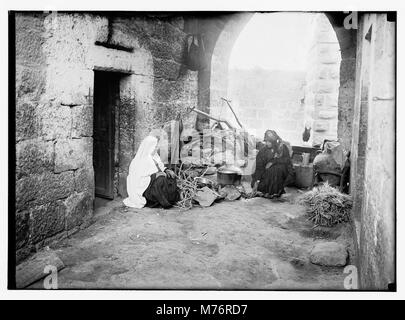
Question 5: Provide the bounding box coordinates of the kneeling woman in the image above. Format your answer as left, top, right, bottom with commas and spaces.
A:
123, 135, 180, 209
252, 130, 294, 198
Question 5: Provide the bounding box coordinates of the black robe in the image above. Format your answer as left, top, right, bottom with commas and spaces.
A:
252, 144, 294, 196
143, 173, 180, 208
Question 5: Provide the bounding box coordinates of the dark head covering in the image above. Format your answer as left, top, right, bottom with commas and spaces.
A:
264, 130, 281, 145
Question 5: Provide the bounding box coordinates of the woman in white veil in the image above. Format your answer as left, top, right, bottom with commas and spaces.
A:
123, 135, 178, 209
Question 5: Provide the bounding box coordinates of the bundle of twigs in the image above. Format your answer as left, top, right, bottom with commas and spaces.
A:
297, 182, 353, 227
174, 163, 209, 210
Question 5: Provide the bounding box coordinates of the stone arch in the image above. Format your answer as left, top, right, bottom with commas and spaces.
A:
205, 12, 356, 151
209, 13, 254, 121
324, 13, 357, 152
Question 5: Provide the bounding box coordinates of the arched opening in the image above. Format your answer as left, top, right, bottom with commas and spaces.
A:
210, 12, 341, 147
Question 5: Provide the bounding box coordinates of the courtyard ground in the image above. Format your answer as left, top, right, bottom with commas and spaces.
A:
28, 188, 354, 290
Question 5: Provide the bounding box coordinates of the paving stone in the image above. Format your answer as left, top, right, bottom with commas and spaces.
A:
310, 241, 348, 267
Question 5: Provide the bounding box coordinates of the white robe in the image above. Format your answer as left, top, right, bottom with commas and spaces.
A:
123, 136, 166, 208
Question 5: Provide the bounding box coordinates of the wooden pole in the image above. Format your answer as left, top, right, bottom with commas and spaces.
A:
190, 107, 235, 130
16, 249, 65, 288
221, 97, 244, 129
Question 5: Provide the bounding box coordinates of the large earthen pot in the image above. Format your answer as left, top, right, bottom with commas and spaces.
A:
313, 152, 342, 187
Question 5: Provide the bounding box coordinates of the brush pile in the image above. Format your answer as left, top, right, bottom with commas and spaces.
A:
297, 182, 352, 227
174, 164, 209, 210
180, 129, 257, 167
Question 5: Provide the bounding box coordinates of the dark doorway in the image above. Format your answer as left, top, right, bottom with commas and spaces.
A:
93, 71, 120, 199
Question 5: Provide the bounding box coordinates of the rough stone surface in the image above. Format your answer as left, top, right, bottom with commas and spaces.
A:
153, 58, 182, 81
16, 65, 46, 100
16, 211, 30, 250
353, 15, 395, 290
118, 174, 128, 198
48, 68, 94, 106
194, 187, 218, 207
219, 185, 241, 201
73, 167, 95, 194
16, 102, 41, 142
54, 138, 92, 173
16, 13, 46, 67
16, 139, 54, 178
310, 242, 348, 267
64, 192, 93, 230
16, 246, 35, 266
16, 171, 75, 212
38, 104, 72, 140
29, 201, 67, 244
71, 105, 93, 138
337, 59, 356, 152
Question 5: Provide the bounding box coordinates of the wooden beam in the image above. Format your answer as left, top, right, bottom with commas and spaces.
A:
16, 249, 65, 289
191, 107, 235, 130
221, 97, 244, 129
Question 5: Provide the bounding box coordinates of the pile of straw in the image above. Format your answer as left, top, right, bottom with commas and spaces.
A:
298, 182, 352, 227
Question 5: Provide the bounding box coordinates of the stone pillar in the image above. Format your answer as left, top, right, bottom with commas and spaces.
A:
335, 27, 357, 153
303, 14, 341, 146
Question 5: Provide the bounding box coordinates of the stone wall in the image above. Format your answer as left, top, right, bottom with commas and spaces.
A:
351, 13, 395, 290
303, 14, 341, 147
227, 69, 306, 144
15, 12, 199, 262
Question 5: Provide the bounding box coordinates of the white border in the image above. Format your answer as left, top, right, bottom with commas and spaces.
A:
0, 0, 403, 300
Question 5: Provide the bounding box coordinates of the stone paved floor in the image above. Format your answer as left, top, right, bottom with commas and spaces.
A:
29, 188, 353, 290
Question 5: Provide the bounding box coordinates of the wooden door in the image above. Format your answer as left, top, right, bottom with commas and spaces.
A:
93, 71, 119, 199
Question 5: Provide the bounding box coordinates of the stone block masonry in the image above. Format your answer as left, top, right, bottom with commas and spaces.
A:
227, 69, 306, 144
303, 14, 341, 147
14, 12, 199, 263
351, 14, 395, 290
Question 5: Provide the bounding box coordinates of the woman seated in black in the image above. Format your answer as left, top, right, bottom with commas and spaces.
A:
251, 130, 294, 198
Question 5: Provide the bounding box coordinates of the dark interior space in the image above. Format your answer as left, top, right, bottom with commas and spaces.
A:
93, 71, 121, 200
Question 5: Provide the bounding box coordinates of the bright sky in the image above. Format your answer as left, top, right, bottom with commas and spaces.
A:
229, 12, 319, 71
